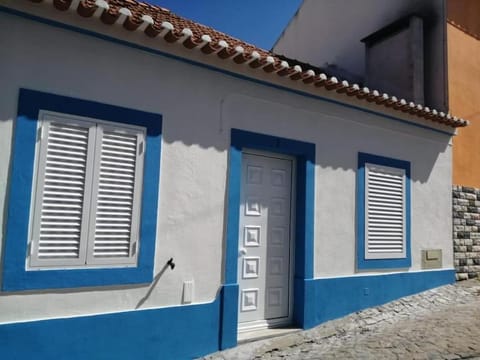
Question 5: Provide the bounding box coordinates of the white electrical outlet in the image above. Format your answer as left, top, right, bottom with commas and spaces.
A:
182, 280, 194, 304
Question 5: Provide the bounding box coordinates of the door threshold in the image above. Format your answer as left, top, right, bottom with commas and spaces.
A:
237, 326, 302, 344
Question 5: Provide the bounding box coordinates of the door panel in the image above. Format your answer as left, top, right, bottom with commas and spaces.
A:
238, 152, 293, 326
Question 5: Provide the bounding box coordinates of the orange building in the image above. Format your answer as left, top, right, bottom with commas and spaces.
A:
448, 0, 480, 280
448, 0, 480, 187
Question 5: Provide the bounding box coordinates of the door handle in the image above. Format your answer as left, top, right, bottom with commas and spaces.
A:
239, 248, 247, 256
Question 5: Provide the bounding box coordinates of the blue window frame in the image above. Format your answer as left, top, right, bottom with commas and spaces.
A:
357, 152, 411, 270
2, 89, 162, 291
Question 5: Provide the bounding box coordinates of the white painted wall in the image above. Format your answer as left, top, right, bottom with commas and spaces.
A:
273, 0, 447, 110
0, 10, 452, 324
274, 0, 436, 77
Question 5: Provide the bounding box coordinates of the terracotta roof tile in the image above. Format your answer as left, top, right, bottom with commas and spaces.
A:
27, 0, 468, 128
447, 19, 480, 41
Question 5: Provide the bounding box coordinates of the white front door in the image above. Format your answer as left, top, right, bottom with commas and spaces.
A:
238, 152, 293, 330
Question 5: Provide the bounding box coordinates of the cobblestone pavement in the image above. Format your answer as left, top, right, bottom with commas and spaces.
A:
203, 279, 480, 360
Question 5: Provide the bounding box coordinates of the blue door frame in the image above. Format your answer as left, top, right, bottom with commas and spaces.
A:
220, 129, 316, 349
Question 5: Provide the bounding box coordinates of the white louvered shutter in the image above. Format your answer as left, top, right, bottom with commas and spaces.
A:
30, 116, 96, 267
365, 163, 406, 259
86, 124, 145, 265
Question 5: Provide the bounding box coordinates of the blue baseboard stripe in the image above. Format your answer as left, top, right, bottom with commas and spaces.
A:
0, 271, 455, 359
0, 298, 220, 360
219, 284, 239, 350
308, 269, 455, 325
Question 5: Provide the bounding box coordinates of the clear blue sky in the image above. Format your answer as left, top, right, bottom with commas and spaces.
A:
148, 0, 302, 50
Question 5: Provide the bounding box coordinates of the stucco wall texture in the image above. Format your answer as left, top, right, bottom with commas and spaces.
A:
0, 10, 454, 325
449, 24, 480, 187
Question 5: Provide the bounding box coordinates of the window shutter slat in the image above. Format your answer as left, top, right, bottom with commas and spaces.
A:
32, 121, 93, 263
30, 111, 146, 269
365, 164, 406, 258
88, 127, 145, 264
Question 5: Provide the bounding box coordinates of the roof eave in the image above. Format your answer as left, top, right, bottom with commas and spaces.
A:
4, 0, 470, 131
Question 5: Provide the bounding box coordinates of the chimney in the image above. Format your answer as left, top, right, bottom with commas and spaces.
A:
362, 16, 424, 105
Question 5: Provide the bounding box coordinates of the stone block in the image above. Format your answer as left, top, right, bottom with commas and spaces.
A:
464, 187, 475, 193
454, 225, 465, 232
457, 273, 469, 281
466, 193, 477, 200
459, 258, 467, 266
470, 233, 480, 239
466, 219, 476, 226
454, 252, 466, 259
472, 246, 480, 252
465, 239, 473, 245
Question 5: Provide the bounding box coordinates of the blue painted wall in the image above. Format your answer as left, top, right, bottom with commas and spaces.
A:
0, 298, 220, 360
0, 270, 454, 358
306, 269, 455, 327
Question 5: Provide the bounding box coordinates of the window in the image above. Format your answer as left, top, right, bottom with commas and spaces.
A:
2, 89, 162, 291
357, 153, 411, 269
30, 112, 145, 268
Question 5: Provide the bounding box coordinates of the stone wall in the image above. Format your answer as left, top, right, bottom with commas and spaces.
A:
453, 185, 480, 280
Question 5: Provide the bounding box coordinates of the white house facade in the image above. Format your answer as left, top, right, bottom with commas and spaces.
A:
0, 1, 468, 359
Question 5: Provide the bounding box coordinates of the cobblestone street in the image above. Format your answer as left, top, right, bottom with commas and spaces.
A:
204, 279, 480, 359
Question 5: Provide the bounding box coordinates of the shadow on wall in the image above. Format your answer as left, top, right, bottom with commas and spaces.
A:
136, 260, 172, 309
159, 91, 450, 184
0, 84, 451, 292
